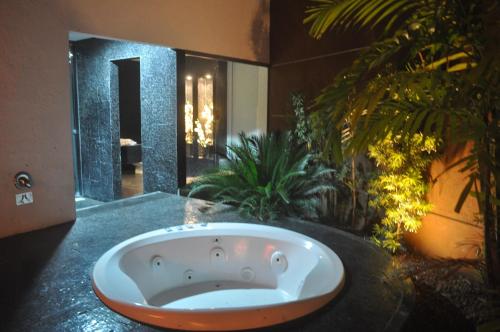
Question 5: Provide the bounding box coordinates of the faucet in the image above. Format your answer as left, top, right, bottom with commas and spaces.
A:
15, 172, 32, 189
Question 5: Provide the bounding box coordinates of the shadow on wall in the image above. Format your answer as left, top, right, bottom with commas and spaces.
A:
250, 0, 270, 63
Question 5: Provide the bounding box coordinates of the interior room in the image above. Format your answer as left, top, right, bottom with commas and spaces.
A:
0, 0, 496, 331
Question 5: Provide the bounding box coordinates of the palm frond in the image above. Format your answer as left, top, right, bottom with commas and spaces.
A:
305, 0, 426, 38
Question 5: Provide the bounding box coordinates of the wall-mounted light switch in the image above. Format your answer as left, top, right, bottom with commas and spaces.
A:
16, 192, 33, 206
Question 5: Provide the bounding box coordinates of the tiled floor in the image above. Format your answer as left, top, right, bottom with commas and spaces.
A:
0, 193, 413, 332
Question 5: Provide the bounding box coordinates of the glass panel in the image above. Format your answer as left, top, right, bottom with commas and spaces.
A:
195, 76, 214, 159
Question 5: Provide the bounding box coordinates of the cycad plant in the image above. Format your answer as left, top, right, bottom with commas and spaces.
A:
304, 0, 500, 286
189, 132, 332, 221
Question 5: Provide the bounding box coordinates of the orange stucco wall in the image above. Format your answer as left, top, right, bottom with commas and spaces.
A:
405, 143, 483, 259
59, 0, 270, 63
0, 0, 269, 239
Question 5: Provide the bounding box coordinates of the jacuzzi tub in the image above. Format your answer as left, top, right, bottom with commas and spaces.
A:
92, 222, 344, 331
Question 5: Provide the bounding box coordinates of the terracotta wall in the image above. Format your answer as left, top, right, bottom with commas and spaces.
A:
0, 0, 75, 239
406, 144, 483, 259
0, 0, 269, 238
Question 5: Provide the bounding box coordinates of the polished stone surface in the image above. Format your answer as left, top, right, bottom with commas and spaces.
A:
75, 197, 103, 210
0, 193, 413, 331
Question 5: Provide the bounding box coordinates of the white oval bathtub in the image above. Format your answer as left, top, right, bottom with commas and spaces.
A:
92, 223, 344, 331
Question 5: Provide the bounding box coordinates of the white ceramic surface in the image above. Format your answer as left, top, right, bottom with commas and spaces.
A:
92, 223, 345, 331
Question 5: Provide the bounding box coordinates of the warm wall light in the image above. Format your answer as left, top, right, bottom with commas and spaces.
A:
195, 76, 214, 150
185, 77, 194, 144
205, 74, 212, 79
185, 103, 194, 144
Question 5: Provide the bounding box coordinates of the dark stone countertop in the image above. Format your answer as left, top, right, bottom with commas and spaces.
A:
0, 192, 413, 332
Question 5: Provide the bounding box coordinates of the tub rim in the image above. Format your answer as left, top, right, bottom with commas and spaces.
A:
92, 222, 345, 314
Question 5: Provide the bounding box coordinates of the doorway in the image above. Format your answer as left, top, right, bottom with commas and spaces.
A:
114, 58, 143, 198
70, 36, 178, 203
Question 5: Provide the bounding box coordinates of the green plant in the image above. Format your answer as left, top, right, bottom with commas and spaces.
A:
289, 94, 376, 228
368, 133, 437, 252
324, 157, 376, 230
189, 132, 332, 221
304, 0, 500, 287
290, 93, 313, 148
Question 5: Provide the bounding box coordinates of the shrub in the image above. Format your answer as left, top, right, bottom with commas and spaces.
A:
189, 132, 332, 220
368, 133, 438, 252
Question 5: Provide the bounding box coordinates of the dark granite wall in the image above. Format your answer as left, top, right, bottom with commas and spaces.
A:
74, 39, 177, 201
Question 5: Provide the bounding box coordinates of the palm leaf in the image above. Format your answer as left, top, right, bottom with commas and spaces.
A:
305, 0, 425, 38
